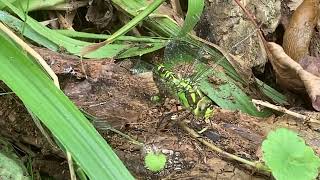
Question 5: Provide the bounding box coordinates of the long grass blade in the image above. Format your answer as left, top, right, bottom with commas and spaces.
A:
178, 0, 204, 37
55, 29, 168, 43
0, 10, 59, 50
0, 26, 134, 180
0, 1, 166, 59
0, 0, 64, 11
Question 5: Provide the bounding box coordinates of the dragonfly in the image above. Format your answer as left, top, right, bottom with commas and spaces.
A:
131, 34, 267, 120
154, 38, 216, 120
156, 63, 214, 119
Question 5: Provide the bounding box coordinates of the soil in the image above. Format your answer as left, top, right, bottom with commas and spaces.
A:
1, 1, 320, 180
1, 47, 319, 179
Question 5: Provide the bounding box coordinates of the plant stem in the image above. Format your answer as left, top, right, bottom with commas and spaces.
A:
252, 99, 320, 125
233, 0, 268, 45
55, 29, 168, 43
178, 120, 269, 171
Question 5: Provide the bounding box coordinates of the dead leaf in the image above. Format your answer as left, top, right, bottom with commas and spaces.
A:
287, 0, 303, 11
86, 0, 113, 30
299, 56, 320, 77
282, 0, 319, 62
268, 42, 320, 111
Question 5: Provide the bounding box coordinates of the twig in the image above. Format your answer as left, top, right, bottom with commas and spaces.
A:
84, 110, 144, 147
96, 122, 144, 147
252, 99, 320, 125
233, 0, 257, 27
232, 0, 280, 74
67, 151, 77, 180
233, 0, 269, 47
0, 92, 14, 96
178, 120, 269, 172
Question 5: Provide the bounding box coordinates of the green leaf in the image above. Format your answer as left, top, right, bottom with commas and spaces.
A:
104, 0, 166, 44
55, 29, 167, 43
199, 72, 270, 117
0, 28, 133, 179
144, 152, 167, 172
262, 128, 320, 180
10, 0, 64, 11
0, 0, 166, 59
111, 0, 180, 37
178, 0, 204, 37
0, 153, 30, 179
0, 10, 59, 51
255, 78, 288, 105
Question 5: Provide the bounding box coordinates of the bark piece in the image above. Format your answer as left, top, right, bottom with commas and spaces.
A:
196, 0, 281, 71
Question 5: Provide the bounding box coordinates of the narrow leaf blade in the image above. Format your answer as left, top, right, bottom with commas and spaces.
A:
178, 0, 204, 37
0, 29, 133, 180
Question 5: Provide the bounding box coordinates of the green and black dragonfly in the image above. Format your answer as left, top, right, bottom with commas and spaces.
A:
156, 63, 214, 119
153, 39, 216, 119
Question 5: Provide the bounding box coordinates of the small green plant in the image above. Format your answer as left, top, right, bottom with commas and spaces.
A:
144, 151, 167, 172
150, 95, 161, 103
262, 128, 320, 180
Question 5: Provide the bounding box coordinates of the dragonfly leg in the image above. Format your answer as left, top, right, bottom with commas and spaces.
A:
156, 109, 186, 131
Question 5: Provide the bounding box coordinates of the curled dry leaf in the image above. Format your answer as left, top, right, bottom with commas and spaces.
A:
282, 0, 319, 62
299, 69, 320, 111
268, 42, 320, 111
86, 0, 113, 30
299, 56, 320, 77
287, 0, 320, 32
275, 0, 320, 110
287, 0, 303, 11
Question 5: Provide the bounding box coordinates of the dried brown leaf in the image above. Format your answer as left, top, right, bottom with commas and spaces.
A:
282, 0, 319, 62
86, 0, 113, 30
287, 0, 303, 11
268, 42, 320, 111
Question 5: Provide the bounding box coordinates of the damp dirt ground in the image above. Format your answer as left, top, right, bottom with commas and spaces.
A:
1, 48, 320, 180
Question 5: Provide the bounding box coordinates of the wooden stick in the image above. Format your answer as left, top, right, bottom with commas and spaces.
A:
252, 99, 320, 125
178, 120, 269, 172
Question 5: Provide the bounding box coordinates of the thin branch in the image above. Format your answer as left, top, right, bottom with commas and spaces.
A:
178, 120, 269, 172
252, 99, 320, 125
233, 0, 268, 46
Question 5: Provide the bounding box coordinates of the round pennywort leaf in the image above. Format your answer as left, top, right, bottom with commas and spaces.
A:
262, 128, 320, 180
144, 152, 167, 172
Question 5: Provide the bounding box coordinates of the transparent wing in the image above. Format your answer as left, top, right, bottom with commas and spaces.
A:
163, 37, 212, 83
